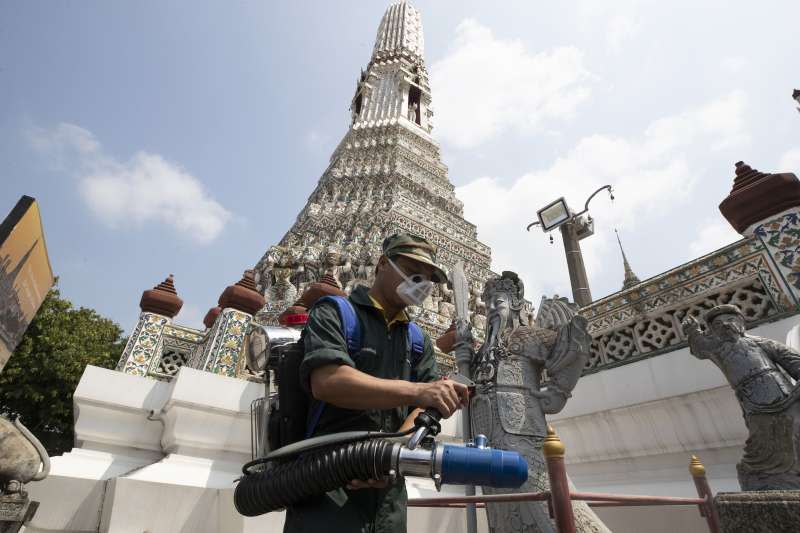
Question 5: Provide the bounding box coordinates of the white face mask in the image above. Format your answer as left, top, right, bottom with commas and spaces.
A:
387, 257, 434, 307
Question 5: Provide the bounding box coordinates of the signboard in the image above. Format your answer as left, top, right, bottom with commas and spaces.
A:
0, 196, 54, 372
536, 197, 571, 232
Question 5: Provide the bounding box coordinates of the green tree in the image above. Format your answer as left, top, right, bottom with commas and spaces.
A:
0, 283, 126, 455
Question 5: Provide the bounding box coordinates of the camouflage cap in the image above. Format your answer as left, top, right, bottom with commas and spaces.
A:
382, 233, 447, 283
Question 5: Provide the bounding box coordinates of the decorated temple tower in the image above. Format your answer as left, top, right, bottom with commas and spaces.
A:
254, 0, 492, 337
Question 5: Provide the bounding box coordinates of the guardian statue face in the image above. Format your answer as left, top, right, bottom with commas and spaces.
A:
482, 271, 526, 342
711, 313, 745, 341
274, 268, 292, 283
324, 247, 341, 266
486, 291, 512, 336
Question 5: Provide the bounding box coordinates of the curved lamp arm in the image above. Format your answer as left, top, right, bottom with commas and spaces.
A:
526, 220, 541, 232
570, 185, 614, 219
526, 185, 614, 232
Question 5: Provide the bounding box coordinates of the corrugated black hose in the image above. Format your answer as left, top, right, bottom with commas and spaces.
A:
234, 438, 397, 516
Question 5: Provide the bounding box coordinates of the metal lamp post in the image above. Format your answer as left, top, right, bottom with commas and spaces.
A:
526, 185, 614, 308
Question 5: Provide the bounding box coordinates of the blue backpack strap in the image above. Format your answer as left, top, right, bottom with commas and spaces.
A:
406, 322, 425, 382
306, 295, 363, 438
316, 295, 362, 355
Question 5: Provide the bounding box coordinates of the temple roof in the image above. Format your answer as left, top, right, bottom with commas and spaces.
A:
373, 1, 424, 61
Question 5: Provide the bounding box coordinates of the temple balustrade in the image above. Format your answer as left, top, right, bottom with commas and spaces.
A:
581, 237, 795, 374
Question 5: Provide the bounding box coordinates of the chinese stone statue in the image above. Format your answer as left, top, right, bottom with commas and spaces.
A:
268, 267, 297, 305
0, 415, 49, 529
466, 271, 610, 533
683, 304, 800, 490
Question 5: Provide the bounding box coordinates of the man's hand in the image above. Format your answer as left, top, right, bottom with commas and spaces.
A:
413, 379, 470, 418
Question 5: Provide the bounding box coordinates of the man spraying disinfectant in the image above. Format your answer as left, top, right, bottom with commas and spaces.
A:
235, 233, 528, 532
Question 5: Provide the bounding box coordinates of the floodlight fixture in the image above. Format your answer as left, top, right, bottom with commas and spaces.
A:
536, 197, 571, 232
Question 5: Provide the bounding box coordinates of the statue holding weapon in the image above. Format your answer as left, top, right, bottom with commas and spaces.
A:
459, 270, 611, 533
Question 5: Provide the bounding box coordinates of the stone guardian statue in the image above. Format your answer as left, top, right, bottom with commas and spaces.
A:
682, 304, 800, 490
465, 271, 610, 533
0, 415, 50, 532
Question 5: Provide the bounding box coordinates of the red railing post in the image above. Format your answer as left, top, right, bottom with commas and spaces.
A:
544, 426, 577, 533
689, 455, 721, 533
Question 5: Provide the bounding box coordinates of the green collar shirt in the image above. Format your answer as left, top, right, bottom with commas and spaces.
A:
299, 285, 438, 435
289, 286, 438, 533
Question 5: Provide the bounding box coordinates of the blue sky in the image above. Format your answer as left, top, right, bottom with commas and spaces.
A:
1, 1, 798, 333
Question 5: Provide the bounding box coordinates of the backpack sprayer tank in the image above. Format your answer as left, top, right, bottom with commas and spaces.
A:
247, 324, 303, 458
237, 324, 529, 517
248, 324, 302, 375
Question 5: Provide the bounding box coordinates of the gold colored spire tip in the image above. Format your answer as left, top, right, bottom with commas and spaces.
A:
543, 425, 565, 458
689, 455, 706, 477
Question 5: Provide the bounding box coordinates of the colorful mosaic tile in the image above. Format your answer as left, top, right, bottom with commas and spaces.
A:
754, 210, 800, 303
163, 324, 204, 343
118, 313, 169, 377
202, 308, 252, 377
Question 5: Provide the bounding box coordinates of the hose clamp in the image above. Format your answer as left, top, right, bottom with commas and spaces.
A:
388, 443, 402, 484
432, 442, 445, 491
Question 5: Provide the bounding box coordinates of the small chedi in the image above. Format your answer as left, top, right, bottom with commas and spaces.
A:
682, 304, 800, 491
464, 271, 611, 533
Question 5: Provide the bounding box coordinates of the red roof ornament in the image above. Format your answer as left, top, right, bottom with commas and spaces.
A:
297, 274, 347, 309
278, 274, 347, 327
218, 270, 266, 315
203, 306, 222, 328
719, 161, 800, 233
140, 274, 184, 318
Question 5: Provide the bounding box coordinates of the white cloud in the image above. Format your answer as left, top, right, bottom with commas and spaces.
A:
644, 90, 749, 153
456, 91, 750, 299
29, 123, 231, 244
430, 19, 592, 149
688, 218, 742, 257
578, 0, 644, 51
779, 148, 800, 173
27, 122, 100, 169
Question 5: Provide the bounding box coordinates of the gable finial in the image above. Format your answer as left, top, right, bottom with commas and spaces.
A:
615, 229, 641, 290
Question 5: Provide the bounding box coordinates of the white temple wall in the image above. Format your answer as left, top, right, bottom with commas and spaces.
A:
22, 365, 479, 533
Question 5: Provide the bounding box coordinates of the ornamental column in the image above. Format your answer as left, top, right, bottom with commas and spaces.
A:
719, 161, 800, 307
201, 270, 265, 377
117, 275, 183, 377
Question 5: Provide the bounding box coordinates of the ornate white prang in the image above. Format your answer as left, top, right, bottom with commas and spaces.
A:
373, 1, 424, 61
254, 1, 492, 347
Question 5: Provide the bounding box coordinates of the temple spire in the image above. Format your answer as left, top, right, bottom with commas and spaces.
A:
349, 0, 433, 131
372, 1, 424, 61
615, 229, 640, 290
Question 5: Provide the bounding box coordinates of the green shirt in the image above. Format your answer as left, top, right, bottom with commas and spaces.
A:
299, 285, 438, 435
286, 285, 438, 533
